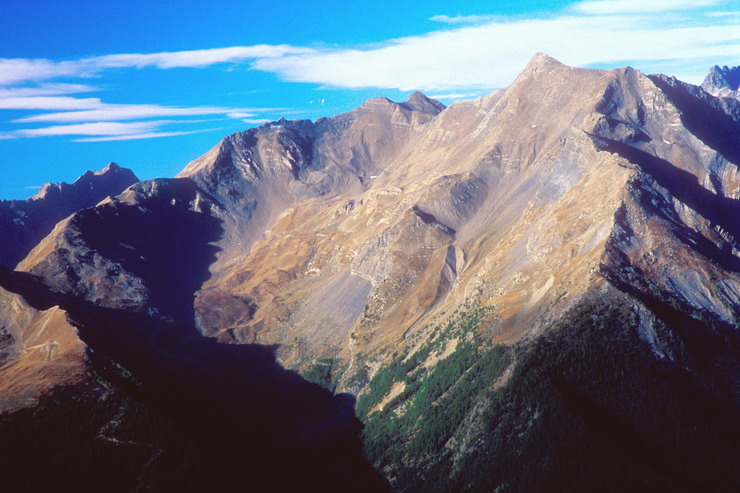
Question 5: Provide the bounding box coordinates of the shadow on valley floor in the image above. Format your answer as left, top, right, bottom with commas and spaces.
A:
0, 178, 388, 492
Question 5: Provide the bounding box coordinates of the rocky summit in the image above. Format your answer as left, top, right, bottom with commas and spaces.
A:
702, 64, 740, 100
1, 55, 738, 492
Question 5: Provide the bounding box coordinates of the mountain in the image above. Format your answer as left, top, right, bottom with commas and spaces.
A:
0, 162, 138, 268
702, 64, 740, 99
0, 55, 738, 491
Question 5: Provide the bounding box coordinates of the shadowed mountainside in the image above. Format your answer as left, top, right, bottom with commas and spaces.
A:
0, 177, 387, 492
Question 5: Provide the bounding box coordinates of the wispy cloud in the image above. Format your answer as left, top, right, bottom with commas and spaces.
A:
0, 45, 313, 87
16, 120, 170, 137
90, 45, 313, 70
0, 83, 98, 98
572, 0, 722, 15
16, 104, 272, 123
0, 96, 105, 111
429, 14, 501, 25
75, 129, 216, 142
0, 46, 297, 141
239, 118, 271, 125
0, 58, 92, 86
427, 92, 482, 100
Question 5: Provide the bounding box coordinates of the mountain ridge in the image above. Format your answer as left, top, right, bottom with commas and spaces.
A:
0, 162, 138, 268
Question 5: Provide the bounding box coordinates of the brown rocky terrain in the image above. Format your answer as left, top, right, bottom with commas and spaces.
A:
0, 54, 737, 491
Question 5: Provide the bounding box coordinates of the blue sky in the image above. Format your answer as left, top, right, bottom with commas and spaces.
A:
1, 0, 738, 199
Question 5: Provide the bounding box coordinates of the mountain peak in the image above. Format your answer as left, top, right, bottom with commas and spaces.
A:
358, 96, 398, 111
522, 52, 566, 74
402, 91, 446, 115
30, 163, 138, 202
96, 162, 121, 174
358, 93, 445, 116
701, 64, 740, 100
702, 64, 740, 94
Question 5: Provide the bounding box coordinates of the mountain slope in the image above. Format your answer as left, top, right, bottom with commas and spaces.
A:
0, 55, 737, 491
1, 177, 388, 491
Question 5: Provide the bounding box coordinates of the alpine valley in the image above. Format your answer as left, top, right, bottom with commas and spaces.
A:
1, 54, 738, 492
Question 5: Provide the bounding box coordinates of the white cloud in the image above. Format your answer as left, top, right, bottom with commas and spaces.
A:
225, 111, 257, 119
17, 121, 168, 137
13, 118, 228, 142
0, 46, 292, 141
239, 118, 271, 124
572, 0, 723, 15
0, 83, 97, 98
16, 104, 268, 123
2, 95, 278, 140
89, 45, 313, 69
75, 129, 215, 142
0, 58, 92, 86
0, 45, 313, 87
429, 15, 501, 25
428, 92, 481, 100
0, 96, 105, 111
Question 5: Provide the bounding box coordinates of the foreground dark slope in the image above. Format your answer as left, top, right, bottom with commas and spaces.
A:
0, 55, 738, 492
